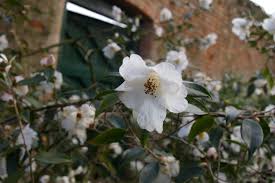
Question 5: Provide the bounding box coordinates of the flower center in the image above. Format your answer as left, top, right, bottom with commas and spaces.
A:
144, 72, 160, 96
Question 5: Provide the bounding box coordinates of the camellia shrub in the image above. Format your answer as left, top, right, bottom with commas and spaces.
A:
0, 1, 275, 183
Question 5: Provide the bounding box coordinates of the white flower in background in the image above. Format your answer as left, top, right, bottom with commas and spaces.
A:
0, 92, 13, 102
24, 158, 37, 173
154, 25, 164, 37
131, 17, 140, 32
109, 142, 123, 157
37, 81, 54, 102
16, 124, 38, 160
56, 176, 70, 183
230, 126, 243, 153
269, 121, 275, 134
200, 33, 218, 50
116, 54, 188, 133
262, 16, 275, 41
177, 116, 195, 138
232, 18, 252, 40
0, 35, 9, 51
196, 132, 209, 143
270, 86, 275, 96
264, 104, 275, 114
207, 147, 218, 159
165, 49, 189, 72
217, 172, 227, 183
145, 59, 157, 66
112, 6, 123, 22
40, 175, 50, 183
272, 156, 275, 172
130, 160, 144, 171
254, 79, 267, 88
13, 75, 29, 96
60, 104, 96, 144
103, 42, 121, 59
69, 95, 81, 102
160, 8, 173, 22
160, 155, 180, 177
0, 157, 7, 179
199, 0, 213, 10
54, 71, 63, 90
0, 53, 8, 64
40, 55, 56, 67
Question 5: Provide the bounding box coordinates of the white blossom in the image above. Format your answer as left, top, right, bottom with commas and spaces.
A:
230, 126, 243, 153
200, 33, 218, 50
0, 157, 7, 179
16, 124, 38, 160
232, 18, 252, 40
196, 132, 209, 143
103, 42, 121, 59
262, 16, 275, 41
130, 160, 144, 171
154, 25, 164, 37
40, 175, 50, 183
24, 158, 37, 173
0, 35, 8, 51
59, 104, 96, 144
254, 79, 267, 88
199, 0, 213, 10
13, 75, 29, 96
56, 176, 70, 183
37, 81, 54, 102
0, 92, 13, 102
160, 8, 173, 22
40, 55, 56, 67
160, 155, 180, 177
272, 156, 275, 172
54, 71, 63, 90
270, 86, 275, 96
207, 147, 218, 159
112, 6, 123, 22
165, 50, 189, 72
116, 54, 188, 133
109, 142, 123, 157
0, 53, 8, 64
177, 116, 194, 138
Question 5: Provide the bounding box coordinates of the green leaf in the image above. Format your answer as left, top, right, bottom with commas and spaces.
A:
121, 147, 145, 166
259, 118, 270, 139
241, 119, 264, 159
185, 104, 206, 115
246, 84, 255, 97
139, 162, 160, 183
183, 81, 211, 98
35, 151, 72, 164
96, 93, 119, 116
88, 128, 126, 145
209, 127, 224, 148
17, 74, 45, 86
107, 114, 126, 128
188, 116, 215, 142
262, 67, 274, 88
176, 162, 204, 182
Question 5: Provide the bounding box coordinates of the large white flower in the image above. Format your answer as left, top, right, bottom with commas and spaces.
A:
262, 16, 275, 41
160, 8, 173, 22
60, 104, 96, 144
16, 124, 38, 160
199, 0, 213, 10
232, 18, 252, 40
165, 50, 189, 72
0, 35, 8, 51
102, 42, 121, 59
116, 54, 188, 133
112, 6, 123, 22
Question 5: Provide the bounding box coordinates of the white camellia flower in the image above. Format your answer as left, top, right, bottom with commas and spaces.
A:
56, 176, 70, 183
53, 71, 63, 90
109, 142, 123, 157
40, 175, 50, 183
116, 54, 188, 133
60, 104, 96, 144
0, 157, 7, 179
160, 155, 180, 177
200, 33, 218, 50
232, 18, 252, 40
154, 25, 164, 37
230, 126, 243, 153
199, 0, 213, 10
196, 132, 209, 143
16, 124, 38, 160
0, 35, 9, 51
262, 16, 275, 41
160, 8, 173, 22
13, 75, 29, 96
112, 6, 123, 22
102, 42, 121, 59
165, 50, 189, 72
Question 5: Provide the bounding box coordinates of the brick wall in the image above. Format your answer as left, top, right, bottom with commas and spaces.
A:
121, 0, 273, 79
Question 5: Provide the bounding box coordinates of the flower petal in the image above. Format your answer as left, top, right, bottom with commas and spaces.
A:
119, 54, 149, 81
136, 98, 166, 133
152, 62, 182, 85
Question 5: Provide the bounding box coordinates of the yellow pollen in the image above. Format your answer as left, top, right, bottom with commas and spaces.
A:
144, 72, 160, 96
198, 132, 206, 140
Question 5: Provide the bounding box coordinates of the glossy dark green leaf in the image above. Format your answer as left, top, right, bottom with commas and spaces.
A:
17, 74, 45, 86
88, 128, 126, 145
183, 81, 211, 98
241, 119, 263, 159
176, 162, 204, 182
35, 151, 72, 164
259, 118, 270, 139
96, 93, 119, 116
107, 114, 126, 128
139, 162, 159, 183
188, 116, 215, 142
